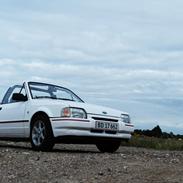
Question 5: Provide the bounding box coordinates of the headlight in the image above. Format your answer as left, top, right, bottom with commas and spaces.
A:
121, 114, 131, 123
61, 107, 87, 119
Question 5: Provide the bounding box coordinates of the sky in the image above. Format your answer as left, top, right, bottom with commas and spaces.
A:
0, 0, 183, 134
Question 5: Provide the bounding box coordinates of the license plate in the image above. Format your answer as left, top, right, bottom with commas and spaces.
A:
95, 121, 119, 131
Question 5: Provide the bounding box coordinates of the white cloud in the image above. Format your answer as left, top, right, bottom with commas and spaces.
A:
0, 0, 183, 133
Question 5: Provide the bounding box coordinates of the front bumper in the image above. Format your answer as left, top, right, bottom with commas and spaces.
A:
50, 117, 134, 140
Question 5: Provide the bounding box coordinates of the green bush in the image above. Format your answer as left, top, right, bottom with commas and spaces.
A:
121, 136, 183, 150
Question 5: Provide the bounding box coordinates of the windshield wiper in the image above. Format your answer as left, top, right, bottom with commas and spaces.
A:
34, 96, 57, 99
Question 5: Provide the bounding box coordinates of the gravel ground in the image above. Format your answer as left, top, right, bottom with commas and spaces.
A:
0, 141, 182, 183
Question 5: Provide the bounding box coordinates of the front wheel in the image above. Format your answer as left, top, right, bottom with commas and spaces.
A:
96, 140, 121, 153
30, 116, 54, 151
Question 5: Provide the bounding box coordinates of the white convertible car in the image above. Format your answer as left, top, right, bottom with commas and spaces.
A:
0, 81, 134, 152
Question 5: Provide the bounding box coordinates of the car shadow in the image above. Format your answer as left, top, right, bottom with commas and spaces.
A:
52, 148, 100, 154
0, 142, 101, 154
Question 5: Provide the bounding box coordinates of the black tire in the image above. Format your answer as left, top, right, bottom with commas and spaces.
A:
96, 140, 121, 153
30, 115, 54, 151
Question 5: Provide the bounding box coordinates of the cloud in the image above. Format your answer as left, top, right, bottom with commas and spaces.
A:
0, 0, 183, 133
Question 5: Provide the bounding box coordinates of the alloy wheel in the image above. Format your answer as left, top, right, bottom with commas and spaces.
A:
32, 120, 46, 146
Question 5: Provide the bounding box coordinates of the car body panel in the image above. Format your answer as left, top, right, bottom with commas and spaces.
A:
0, 102, 27, 137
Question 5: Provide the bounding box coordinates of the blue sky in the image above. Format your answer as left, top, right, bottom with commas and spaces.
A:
0, 0, 183, 134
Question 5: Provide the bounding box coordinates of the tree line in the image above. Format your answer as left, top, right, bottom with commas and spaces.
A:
134, 125, 183, 139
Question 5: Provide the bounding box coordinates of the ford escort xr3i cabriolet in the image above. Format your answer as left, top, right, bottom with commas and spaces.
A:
0, 82, 134, 152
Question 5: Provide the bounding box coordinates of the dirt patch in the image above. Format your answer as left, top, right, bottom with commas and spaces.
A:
0, 141, 182, 183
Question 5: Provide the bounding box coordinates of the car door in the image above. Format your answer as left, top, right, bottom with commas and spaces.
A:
0, 85, 27, 138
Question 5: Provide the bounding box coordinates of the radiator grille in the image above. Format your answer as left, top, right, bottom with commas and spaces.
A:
92, 117, 118, 122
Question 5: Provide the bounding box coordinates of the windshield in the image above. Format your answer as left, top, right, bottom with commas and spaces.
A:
28, 82, 84, 103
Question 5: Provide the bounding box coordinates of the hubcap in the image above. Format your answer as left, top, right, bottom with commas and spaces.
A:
32, 120, 46, 146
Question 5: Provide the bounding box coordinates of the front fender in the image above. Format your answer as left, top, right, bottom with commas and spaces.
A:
24, 106, 55, 138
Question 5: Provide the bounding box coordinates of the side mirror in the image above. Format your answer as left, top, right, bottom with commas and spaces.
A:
12, 93, 28, 102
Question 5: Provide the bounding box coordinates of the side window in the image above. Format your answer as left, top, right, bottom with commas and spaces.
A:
19, 86, 26, 97
8, 87, 22, 104
2, 85, 27, 104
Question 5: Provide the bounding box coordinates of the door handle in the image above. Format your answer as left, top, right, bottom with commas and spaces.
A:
0, 107, 2, 111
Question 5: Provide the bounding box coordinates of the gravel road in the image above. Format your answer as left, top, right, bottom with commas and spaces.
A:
0, 141, 182, 183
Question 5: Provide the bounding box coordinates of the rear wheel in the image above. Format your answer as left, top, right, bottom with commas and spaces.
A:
30, 115, 54, 151
96, 140, 121, 153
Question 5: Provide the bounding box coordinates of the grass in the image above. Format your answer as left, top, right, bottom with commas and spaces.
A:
121, 136, 183, 151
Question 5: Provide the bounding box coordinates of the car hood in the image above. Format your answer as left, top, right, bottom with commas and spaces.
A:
41, 100, 128, 117
33, 99, 128, 118
69, 102, 127, 118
